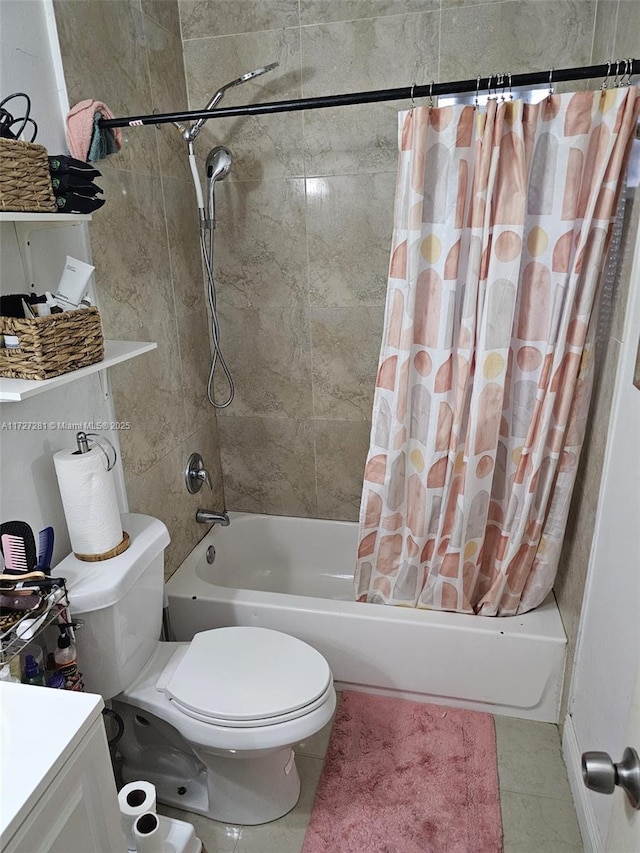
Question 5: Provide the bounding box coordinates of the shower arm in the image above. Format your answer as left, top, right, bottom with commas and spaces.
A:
181, 63, 279, 144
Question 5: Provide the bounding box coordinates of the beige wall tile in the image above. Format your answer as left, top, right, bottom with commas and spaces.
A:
125, 414, 223, 579
110, 317, 187, 476
54, 0, 160, 176
179, 0, 299, 39
177, 310, 219, 432
301, 13, 439, 97
303, 100, 403, 177
591, 0, 618, 63
217, 416, 317, 515
214, 306, 313, 418
126, 441, 198, 579
310, 306, 384, 420
301, 12, 438, 176
182, 28, 303, 181
214, 178, 308, 308
55, 0, 224, 576
440, 0, 596, 81
314, 419, 370, 520
613, 0, 640, 58
87, 166, 174, 338
162, 174, 208, 317
300, 0, 438, 26
307, 173, 395, 306
142, 0, 182, 34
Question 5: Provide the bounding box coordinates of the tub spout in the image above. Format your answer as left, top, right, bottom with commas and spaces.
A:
196, 509, 230, 526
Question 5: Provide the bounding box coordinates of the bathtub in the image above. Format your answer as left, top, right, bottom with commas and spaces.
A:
166, 512, 567, 723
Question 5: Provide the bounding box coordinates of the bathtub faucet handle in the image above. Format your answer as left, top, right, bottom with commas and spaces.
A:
185, 452, 212, 494
200, 469, 213, 490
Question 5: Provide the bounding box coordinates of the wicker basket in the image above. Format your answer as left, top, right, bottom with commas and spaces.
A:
0, 307, 104, 380
0, 138, 56, 213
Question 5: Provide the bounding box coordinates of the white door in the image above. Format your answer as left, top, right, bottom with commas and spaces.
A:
563, 209, 640, 852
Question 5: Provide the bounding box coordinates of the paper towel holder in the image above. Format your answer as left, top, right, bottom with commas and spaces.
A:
75, 431, 117, 471
69, 431, 130, 562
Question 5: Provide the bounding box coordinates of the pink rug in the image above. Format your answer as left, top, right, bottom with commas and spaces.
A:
302, 691, 503, 853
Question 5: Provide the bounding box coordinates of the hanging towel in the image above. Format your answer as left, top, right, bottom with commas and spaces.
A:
65, 99, 123, 163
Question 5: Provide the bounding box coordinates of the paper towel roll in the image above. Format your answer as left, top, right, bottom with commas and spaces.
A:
54, 446, 122, 556
133, 812, 163, 853
118, 781, 156, 852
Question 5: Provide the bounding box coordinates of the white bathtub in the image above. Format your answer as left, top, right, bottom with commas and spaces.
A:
166, 512, 567, 723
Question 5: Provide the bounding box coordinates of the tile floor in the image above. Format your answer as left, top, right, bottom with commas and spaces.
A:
158, 698, 583, 853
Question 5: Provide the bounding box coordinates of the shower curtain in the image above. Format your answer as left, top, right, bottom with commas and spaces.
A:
355, 86, 639, 616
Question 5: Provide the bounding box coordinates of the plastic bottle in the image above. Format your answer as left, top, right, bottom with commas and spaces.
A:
54, 627, 84, 691
46, 671, 65, 689
21, 654, 45, 686
0, 664, 19, 683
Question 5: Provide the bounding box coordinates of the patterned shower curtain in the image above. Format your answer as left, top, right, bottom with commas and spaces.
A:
355, 87, 639, 616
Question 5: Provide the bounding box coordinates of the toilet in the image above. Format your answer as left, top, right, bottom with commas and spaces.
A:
54, 513, 336, 825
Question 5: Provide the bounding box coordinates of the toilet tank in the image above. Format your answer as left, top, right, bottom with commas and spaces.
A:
53, 514, 170, 700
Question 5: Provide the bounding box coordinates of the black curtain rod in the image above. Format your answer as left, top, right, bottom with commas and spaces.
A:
99, 60, 639, 130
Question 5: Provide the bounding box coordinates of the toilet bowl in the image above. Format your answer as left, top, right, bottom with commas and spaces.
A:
54, 514, 336, 825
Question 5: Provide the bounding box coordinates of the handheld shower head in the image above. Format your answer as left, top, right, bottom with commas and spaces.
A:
206, 145, 232, 182
184, 61, 279, 143
206, 146, 232, 228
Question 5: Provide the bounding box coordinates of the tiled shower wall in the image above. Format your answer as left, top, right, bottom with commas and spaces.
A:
178, 0, 609, 523
54, 0, 224, 577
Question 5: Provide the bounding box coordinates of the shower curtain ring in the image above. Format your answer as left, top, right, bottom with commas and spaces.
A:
474, 75, 481, 108
601, 60, 612, 90
613, 59, 621, 87
507, 72, 513, 100
621, 58, 632, 87
625, 58, 635, 86
547, 68, 554, 100
410, 82, 416, 110
428, 81, 435, 109
497, 73, 505, 101
486, 74, 493, 100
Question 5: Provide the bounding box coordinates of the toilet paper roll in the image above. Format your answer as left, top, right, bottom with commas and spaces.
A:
132, 812, 163, 853
118, 781, 156, 852
53, 446, 122, 556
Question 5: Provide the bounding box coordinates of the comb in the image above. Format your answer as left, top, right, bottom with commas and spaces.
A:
37, 526, 54, 574
1, 534, 29, 573
0, 521, 37, 573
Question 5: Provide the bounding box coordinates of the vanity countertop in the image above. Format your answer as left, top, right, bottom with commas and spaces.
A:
0, 682, 104, 845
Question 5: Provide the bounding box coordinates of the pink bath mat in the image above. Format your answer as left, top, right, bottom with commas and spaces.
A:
302, 691, 503, 853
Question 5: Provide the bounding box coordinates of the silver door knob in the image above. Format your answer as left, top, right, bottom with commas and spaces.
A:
582, 747, 640, 810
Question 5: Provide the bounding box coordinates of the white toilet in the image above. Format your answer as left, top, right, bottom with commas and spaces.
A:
54, 513, 336, 825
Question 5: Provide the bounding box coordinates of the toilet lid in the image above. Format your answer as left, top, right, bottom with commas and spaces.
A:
164, 627, 332, 726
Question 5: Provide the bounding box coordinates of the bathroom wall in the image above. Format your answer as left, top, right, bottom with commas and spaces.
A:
177, 0, 604, 521
0, 0, 124, 567
554, 0, 640, 722
53, 0, 224, 577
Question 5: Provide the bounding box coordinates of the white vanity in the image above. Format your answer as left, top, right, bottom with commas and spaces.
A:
0, 682, 127, 853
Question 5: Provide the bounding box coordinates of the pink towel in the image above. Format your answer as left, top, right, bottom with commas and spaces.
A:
65, 99, 123, 162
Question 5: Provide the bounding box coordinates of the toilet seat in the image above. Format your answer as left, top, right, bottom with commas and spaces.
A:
160, 627, 332, 728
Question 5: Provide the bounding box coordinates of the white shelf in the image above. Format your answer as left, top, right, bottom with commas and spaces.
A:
0, 213, 91, 222
0, 340, 157, 401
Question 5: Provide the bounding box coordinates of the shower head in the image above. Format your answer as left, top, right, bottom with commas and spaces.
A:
206, 146, 233, 228
184, 61, 279, 143
229, 62, 279, 86
206, 145, 232, 182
